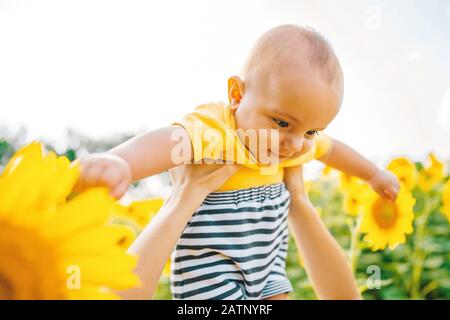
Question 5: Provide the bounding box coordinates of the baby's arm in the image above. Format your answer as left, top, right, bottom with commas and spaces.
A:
108, 126, 192, 180
75, 125, 192, 198
318, 138, 400, 201
284, 166, 361, 299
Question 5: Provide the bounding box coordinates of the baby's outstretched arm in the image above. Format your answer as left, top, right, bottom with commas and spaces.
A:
108, 126, 192, 180
318, 138, 400, 201
74, 125, 192, 198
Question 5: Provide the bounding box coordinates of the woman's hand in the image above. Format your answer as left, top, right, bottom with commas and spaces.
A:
119, 163, 239, 300
283, 165, 309, 205
168, 163, 240, 209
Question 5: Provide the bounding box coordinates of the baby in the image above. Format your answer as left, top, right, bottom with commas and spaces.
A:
75, 25, 400, 300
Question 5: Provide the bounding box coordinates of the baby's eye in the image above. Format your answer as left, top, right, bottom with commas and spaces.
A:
306, 130, 318, 137
273, 118, 289, 128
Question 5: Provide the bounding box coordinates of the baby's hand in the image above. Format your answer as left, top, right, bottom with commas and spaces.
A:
74, 153, 132, 199
368, 169, 400, 202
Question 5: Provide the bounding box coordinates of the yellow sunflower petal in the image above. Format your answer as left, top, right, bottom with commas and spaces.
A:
65, 285, 121, 300
43, 188, 114, 238
0, 142, 141, 300
360, 187, 415, 251
61, 253, 140, 290
387, 157, 418, 190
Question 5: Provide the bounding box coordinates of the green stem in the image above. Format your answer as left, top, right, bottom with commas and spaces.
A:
409, 195, 437, 299
349, 215, 362, 275
421, 280, 438, 297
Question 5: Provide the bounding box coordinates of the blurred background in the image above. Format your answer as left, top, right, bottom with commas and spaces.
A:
0, 0, 449, 300
1, 0, 450, 161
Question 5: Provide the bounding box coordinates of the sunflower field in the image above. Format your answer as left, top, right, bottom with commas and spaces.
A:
287, 155, 450, 300
0, 133, 449, 300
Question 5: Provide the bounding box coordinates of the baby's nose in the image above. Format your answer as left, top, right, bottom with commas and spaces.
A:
281, 137, 303, 155
282, 137, 313, 156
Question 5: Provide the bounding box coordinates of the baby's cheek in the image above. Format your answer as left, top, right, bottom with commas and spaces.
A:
265, 132, 282, 150
275, 132, 292, 148
302, 139, 314, 154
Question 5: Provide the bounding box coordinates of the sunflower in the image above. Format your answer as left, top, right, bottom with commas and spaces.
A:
338, 172, 369, 217
442, 179, 450, 221
112, 225, 137, 249
339, 172, 362, 191
322, 165, 335, 177
418, 153, 445, 192
359, 187, 416, 251
0, 142, 140, 299
112, 198, 164, 228
343, 182, 370, 217
111, 198, 169, 275
387, 157, 418, 191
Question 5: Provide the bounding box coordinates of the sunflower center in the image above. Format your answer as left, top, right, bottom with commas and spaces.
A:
0, 274, 14, 300
372, 198, 398, 229
0, 218, 61, 299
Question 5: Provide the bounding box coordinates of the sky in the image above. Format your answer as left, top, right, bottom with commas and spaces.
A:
1, 0, 450, 167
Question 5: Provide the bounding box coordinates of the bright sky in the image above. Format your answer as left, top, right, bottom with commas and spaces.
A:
1, 0, 450, 165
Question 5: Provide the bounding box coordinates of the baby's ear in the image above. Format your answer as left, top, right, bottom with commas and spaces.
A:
227, 75, 245, 108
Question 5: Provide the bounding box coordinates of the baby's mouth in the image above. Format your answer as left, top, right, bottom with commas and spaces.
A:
267, 149, 290, 161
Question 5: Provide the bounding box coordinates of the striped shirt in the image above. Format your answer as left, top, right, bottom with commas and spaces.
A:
170, 182, 293, 300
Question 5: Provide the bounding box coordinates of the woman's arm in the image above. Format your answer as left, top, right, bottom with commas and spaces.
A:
118, 164, 239, 300
284, 166, 362, 300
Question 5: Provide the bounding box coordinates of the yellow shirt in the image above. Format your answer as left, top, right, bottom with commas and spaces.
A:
173, 102, 332, 191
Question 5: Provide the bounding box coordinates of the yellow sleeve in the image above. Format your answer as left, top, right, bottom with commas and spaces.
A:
172, 103, 227, 163
314, 132, 333, 159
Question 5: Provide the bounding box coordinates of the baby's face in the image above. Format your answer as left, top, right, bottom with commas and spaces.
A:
231, 70, 342, 164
